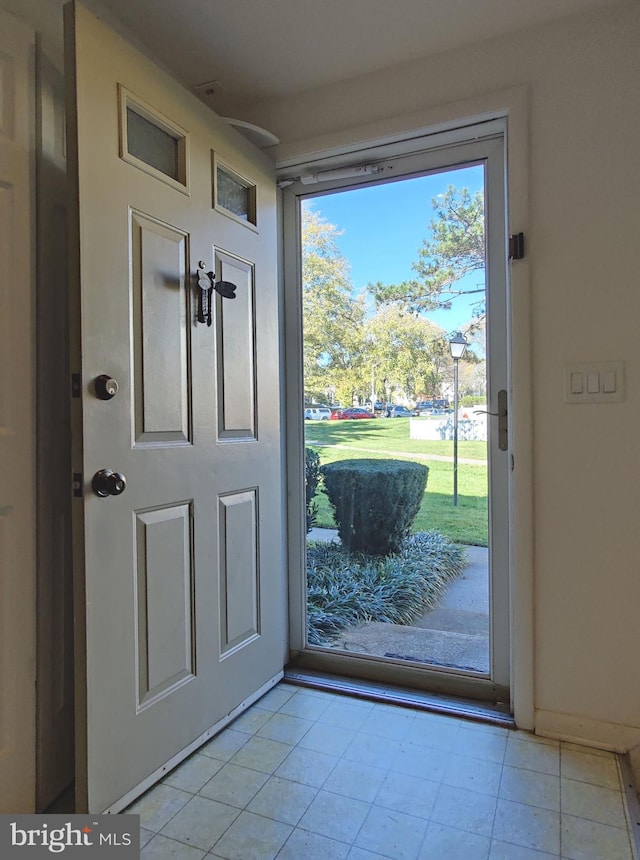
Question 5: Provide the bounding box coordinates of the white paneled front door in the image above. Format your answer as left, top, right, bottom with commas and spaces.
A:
66, 2, 286, 813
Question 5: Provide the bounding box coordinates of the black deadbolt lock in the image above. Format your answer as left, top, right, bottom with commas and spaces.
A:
94, 374, 119, 400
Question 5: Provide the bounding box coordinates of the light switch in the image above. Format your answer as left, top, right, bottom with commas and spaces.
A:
587, 372, 600, 394
564, 361, 624, 403
570, 372, 584, 394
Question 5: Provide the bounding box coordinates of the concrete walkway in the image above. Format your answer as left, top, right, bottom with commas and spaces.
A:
309, 442, 487, 466
307, 529, 490, 673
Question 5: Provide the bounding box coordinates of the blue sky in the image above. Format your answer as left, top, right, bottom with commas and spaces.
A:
303, 163, 484, 334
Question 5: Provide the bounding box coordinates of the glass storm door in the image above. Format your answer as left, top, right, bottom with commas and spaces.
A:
283, 128, 510, 707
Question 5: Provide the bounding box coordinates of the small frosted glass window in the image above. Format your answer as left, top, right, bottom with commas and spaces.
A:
216, 165, 256, 224
127, 107, 181, 182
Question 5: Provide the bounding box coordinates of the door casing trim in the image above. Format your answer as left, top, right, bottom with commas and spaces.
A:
279, 86, 533, 728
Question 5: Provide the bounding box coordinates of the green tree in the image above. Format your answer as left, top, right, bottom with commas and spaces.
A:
302, 205, 366, 403
369, 186, 485, 319
364, 306, 446, 402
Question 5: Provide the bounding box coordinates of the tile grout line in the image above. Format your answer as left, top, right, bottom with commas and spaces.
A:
147, 692, 288, 854
619, 754, 640, 860
272, 687, 347, 856
203, 688, 316, 857
559, 745, 637, 860
488, 738, 507, 857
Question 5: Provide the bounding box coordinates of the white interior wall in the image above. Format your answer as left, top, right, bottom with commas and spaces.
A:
242, 2, 640, 746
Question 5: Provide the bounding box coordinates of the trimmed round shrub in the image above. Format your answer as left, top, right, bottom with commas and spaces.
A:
321, 458, 428, 555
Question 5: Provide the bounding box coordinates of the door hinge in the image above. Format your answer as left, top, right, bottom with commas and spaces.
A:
72, 473, 83, 497
71, 373, 81, 398
509, 232, 525, 260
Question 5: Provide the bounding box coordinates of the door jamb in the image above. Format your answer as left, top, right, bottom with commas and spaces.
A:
63, 2, 89, 811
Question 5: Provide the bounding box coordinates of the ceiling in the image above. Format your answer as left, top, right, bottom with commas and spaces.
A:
95, 0, 627, 115
23, 0, 628, 116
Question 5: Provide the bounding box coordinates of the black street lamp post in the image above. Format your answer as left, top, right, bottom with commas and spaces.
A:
449, 332, 468, 507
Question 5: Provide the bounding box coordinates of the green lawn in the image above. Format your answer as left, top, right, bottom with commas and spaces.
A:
306, 417, 488, 546
306, 417, 487, 461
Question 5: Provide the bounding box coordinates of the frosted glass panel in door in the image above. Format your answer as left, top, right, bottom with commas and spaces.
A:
127, 107, 180, 181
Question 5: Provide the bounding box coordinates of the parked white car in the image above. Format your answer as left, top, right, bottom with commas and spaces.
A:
304, 405, 332, 420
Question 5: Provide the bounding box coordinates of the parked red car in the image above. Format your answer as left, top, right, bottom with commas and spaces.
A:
330, 407, 375, 420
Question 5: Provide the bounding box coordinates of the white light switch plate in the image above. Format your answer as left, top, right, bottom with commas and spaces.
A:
564, 361, 625, 403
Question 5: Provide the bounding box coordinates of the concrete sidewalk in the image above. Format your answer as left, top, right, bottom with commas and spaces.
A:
308, 442, 487, 465
307, 529, 490, 673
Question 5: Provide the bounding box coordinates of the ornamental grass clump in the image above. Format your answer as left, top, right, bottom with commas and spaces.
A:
306, 532, 467, 645
321, 458, 428, 555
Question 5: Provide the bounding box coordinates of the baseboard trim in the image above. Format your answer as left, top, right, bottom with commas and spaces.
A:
535, 709, 640, 754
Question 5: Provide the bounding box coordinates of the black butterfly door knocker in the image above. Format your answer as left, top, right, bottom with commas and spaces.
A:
196, 261, 237, 325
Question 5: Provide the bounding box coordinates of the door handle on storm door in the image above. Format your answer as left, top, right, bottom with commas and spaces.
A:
92, 469, 127, 497
475, 389, 508, 451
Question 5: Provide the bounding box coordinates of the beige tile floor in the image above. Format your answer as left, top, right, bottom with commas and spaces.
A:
128, 683, 638, 860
